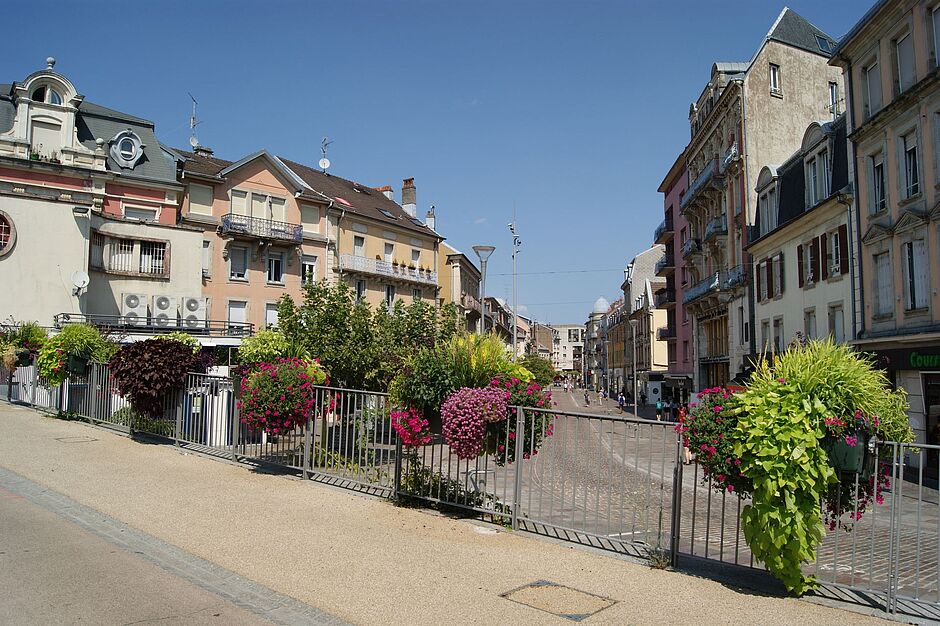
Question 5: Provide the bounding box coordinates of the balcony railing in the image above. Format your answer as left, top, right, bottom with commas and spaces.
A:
657, 325, 676, 341
726, 264, 748, 288
653, 217, 674, 244
654, 253, 675, 275
719, 142, 739, 174
680, 158, 719, 211
220, 213, 303, 243
339, 254, 438, 286
654, 289, 676, 307
681, 238, 701, 258
460, 293, 481, 312
53, 313, 253, 338
703, 214, 728, 243
683, 272, 726, 305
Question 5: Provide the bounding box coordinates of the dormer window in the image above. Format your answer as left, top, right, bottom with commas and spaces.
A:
109, 130, 144, 169
30, 85, 62, 105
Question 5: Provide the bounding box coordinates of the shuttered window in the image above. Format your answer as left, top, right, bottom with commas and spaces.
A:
231, 190, 248, 216
897, 33, 915, 93
874, 252, 893, 316
189, 184, 214, 215
903, 239, 928, 310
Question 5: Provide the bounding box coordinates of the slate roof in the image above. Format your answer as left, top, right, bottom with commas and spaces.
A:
0, 84, 14, 134
176, 148, 440, 239
766, 7, 837, 58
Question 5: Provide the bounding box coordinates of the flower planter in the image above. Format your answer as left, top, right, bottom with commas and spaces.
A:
15, 352, 33, 367
66, 354, 89, 377
822, 433, 872, 479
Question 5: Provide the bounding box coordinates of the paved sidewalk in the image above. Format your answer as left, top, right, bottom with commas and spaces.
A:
0, 403, 890, 625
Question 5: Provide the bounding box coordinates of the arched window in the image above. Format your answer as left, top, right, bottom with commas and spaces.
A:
0, 212, 16, 258
119, 137, 136, 161
30, 85, 62, 105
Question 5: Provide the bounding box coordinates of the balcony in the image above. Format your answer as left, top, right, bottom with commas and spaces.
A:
683, 272, 726, 306
654, 253, 675, 276
680, 158, 720, 211
654, 289, 676, 308
219, 213, 302, 244
681, 237, 702, 258
53, 313, 253, 338
719, 142, 739, 174
460, 293, 481, 313
703, 214, 728, 244
339, 254, 438, 286
657, 325, 676, 341
653, 217, 674, 244
726, 264, 748, 289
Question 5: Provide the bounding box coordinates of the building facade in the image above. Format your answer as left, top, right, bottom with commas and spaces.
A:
605, 299, 627, 396
832, 0, 940, 444
632, 280, 669, 404
681, 9, 844, 390
553, 324, 585, 380
584, 297, 609, 391
438, 242, 481, 332
621, 246, 665, 400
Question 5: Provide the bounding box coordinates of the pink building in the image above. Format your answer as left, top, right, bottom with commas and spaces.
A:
655, 149, 693, 403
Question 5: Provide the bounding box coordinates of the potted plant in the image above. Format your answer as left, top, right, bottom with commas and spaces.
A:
37, 323, 118, 386
29, 147, 40, 161
49, 151, 61, 164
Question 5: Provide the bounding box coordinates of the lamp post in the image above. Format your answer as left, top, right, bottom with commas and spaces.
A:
508, 221, 521, 360
629, 318, 638, 417
473, 245, 495, 334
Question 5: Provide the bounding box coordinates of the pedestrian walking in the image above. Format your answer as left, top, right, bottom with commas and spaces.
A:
583, 390, 590, 406
678, 405, 693, 464
655, 398, 663, 421
617, 392, 625, 413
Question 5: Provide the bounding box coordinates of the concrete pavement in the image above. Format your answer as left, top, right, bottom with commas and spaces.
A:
0, 402, 892, 625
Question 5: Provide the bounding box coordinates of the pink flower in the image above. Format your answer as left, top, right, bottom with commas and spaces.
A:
845, 435, 858, 447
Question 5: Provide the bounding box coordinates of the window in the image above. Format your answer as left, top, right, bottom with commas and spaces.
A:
385, 284, 395, 306
353, 236, 365, 257
804, 309, 817, 340
769, 63, 781, 93
816, 35, 833, 54
378, 208, 397, 220
934, 6, 940, 68
871, 153, 886, 213
124, 206, 157, 221
807, 159, 818, 206
189, 185, 213, 216
31, 85, 62, 105
266, 252, 284, 284
820, 150, 830, 198
356, 280, 367, 303
265, 304, 279, 328
903, 132, 920, 197
91, 234, 104, 268
230, 246, 248, 280
903, 239, 929, 310
412, 249, 420, 265
828, 82, 840, 116
682, 340, 689, 363
772, 254, 783, 297
828, 305, 845, 343
227, 301, 247, 325
301, 255, 317, 285
110, 239, 135, 272
139, 241, 166, 275
300, 204, 320, 233
119, 138, 136, 161
863, 61, 882, 118
761, 320, 770, 352
412, 288, 422, 301
738, 306, 746, 344
201, 241, 211, 277
231, 190, 248, 216
773, 318, 784, 353
897, 32, 915, 93
874, 252, 893, 317
758, 187, 778, 235
829, 230, 841, 276
269, 197, 286, 222
384, 243, 394, 262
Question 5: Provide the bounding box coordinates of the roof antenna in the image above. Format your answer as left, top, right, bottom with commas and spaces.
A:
319, 137, 333, 172
188, 93, 201, 149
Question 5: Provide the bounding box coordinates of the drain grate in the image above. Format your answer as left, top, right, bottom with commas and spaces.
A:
501, 580, 617, 622
54, 436, 98, 443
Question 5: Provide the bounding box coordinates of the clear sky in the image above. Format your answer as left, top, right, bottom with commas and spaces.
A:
9, 0, 868, 325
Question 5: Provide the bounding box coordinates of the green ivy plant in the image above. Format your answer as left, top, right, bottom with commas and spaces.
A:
36, 324, 117, 385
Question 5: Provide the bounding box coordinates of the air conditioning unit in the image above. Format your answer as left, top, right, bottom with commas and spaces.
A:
121, 293, 148, 326
181, 296, 207, 329
152, 295, 177, 327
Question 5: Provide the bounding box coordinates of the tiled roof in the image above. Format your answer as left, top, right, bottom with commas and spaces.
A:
767, 8, 837, 58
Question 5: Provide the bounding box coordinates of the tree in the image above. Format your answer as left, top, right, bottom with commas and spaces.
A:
520, 353, 557, 387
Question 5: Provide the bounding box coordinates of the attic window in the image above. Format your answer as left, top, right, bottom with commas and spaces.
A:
352, 185, 371, 195
109, 130, 144, 169
815, 35, 833, 54
378, 208, 397, 219
31, 85, 62, 105
409, 217, 424, 227
119, 137, 136, 161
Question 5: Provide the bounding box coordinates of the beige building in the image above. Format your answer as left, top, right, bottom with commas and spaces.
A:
437, 242, 481, 332
553, 324, 584, 378
622, 246, 666, 399
831, 0, 940, 446
681, 8, 844, 390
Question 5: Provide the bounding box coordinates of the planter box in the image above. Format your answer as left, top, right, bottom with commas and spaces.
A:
66, 354, 89, 377
822, 433, 873, 479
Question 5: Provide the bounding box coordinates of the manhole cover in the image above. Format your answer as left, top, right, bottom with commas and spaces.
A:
54, 436, 98, 443
501, 580, 617, 621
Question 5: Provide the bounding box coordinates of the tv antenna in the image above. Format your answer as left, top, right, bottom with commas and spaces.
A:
188, 93, 201, 149
319, 136, 333, 171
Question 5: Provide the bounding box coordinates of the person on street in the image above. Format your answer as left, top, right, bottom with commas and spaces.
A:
617, 392, 625, 413
679, 404, 693, 464
655, 398, 663, 421
583, 390, 590, 406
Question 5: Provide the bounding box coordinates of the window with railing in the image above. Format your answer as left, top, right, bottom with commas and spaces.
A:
110, 238, 135, 272
139, 241, 166, 275
99, 235, 169, 277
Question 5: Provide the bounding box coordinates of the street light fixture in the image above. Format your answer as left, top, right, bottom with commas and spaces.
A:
629, 318, 639, 417
473, 245, 495, 334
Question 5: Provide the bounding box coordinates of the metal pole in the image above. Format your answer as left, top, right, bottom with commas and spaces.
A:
480, 259, 487, 334
633, 324, 639, 417
511, 406, 524, 531
512, 244, 518, 360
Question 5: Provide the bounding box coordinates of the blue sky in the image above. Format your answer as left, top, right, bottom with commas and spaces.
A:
10, 0, 867, 324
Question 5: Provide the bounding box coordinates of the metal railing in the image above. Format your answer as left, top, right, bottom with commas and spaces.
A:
54, 313, 254, 338
703, 214, 728, 243
719, 142, 739, 174
654, 217, 674, 243
680, 158, 719, 211
726, 264, 747, 289
654, 254, 674, 275
683, 272, 725, 305
656, 326, 676, 340
339, 254, 438, 287
220, 213, 303, 243
654, 289, 675, 307
681, 238, 702, 258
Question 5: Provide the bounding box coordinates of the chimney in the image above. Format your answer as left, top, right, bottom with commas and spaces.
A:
374, 185, 394, 200
194, 145, 214, 157
401, 178, 416, 217
425, 205, 436, 231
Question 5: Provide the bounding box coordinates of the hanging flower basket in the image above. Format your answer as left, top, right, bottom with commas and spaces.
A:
66, 354, 89, 376
15, 351, 33, 367
821, 432, 873, 479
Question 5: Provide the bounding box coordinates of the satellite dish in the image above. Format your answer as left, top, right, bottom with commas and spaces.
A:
71, 271, 90, 289
189, 135, 199, 148
319, 158, 330, 170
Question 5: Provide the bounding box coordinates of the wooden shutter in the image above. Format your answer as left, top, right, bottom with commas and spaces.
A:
838, 224, 849, 275
756, 261, 763, 300
777, 253, 785, 294
766, 258, 774, 298
810, 237, 820, 282
820, 233, 829, 280
797, 244, 805, 287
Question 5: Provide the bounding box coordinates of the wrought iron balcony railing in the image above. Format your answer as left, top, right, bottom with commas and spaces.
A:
339, 254, 438, 286
53, 313, 254, 337
703, 214, 728, 243
654, 289, 676, 307
460, 293, 481, 312
683, 272, 726, 305
653, 217, 674, 244
680, 158, 719, 211
657, 325, 676, 341
654, 253, 675, 275
220, 213, 303, 243
681, 237, 702, 258
719, 142, 739, 174
726, 264, 748, 288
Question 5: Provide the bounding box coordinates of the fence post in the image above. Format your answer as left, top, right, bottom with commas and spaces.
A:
230, 382, 238, 462
302, 414, 312, 481
393, 438, 403, 500
6, 367, 12, 403
669, 430, 684, 568
511, 406, 524, 531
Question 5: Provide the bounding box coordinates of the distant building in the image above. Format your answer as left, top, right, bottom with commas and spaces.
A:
584, 297, 609, 390
621, 246, 666, 401
553, 324, 585, 379
437, 242, 481, 332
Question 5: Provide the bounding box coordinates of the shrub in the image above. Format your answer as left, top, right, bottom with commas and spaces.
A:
238, 358, 327, 434
677, 387, 751, 496
37, 324, 116, 385
0, 321, 48, 367
109, 339, 201, 419
389, 346, 458, 426
237, 329, 307, 365
159, 331, 200, 353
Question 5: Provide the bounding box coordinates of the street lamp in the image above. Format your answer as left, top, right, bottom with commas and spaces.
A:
508, 221, 521, 361
473, 245, 495, 334
629, 318, 638, 417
